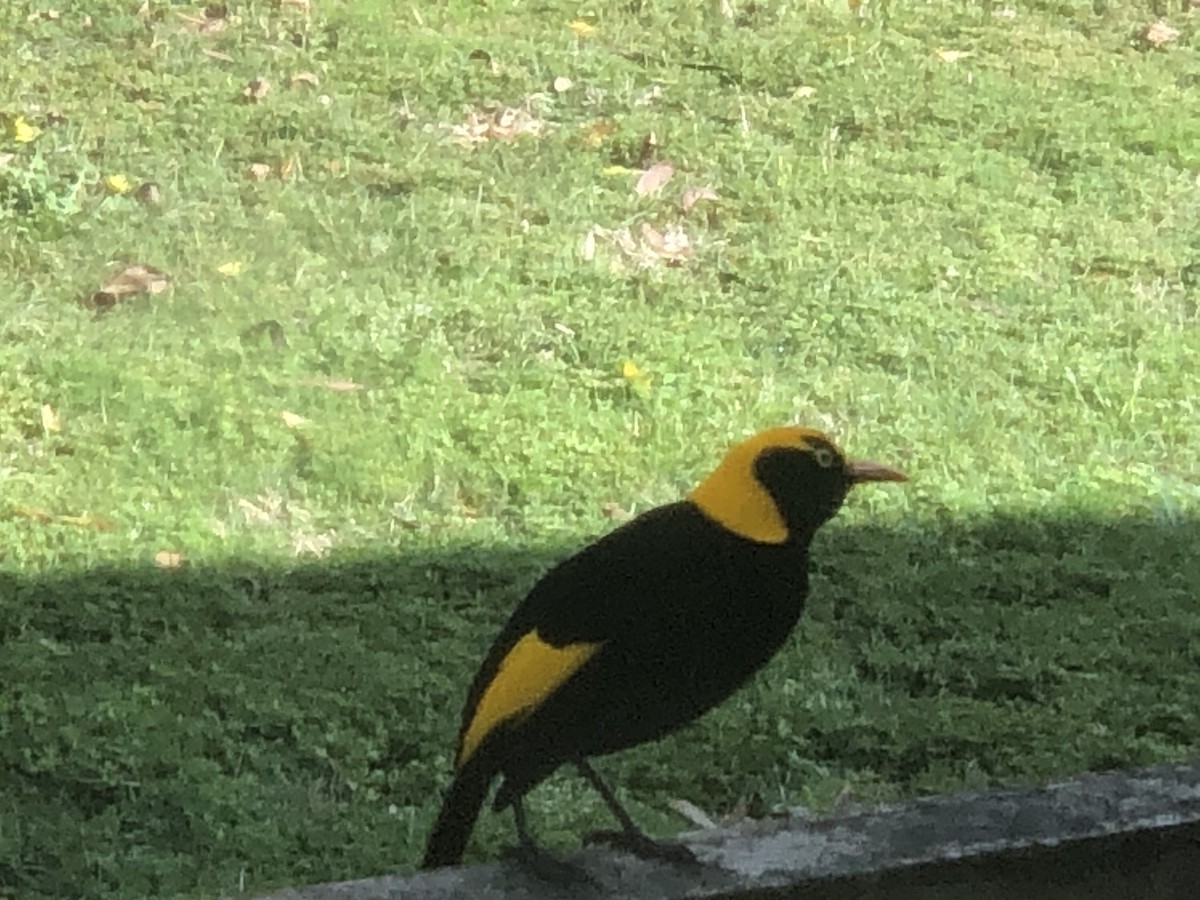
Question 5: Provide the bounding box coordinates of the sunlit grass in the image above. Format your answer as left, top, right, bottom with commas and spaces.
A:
2, 0, 1197, 896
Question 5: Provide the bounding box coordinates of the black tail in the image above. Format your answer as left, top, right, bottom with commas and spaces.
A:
421, 755, 493, 869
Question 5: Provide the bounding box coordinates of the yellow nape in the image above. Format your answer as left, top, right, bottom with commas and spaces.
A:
689, 426, 832, 544
456, 631, 602, 768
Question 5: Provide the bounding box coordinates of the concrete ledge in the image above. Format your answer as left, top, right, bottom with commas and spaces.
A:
258, 762, 1200, 899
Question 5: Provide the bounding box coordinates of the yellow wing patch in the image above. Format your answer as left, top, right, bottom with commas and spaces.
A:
689, 426, 831, 544
456, 630, 602, 768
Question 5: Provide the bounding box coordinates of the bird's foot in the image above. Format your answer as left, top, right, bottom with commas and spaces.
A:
503, 843, 597, 886
583, 829, 699, 866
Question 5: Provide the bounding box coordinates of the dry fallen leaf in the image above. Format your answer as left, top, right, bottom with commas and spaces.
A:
85, 263, 170, 312
600, 501, 632, 522
60, 514, 115, 531
1141, 19, 1179, 49
934, 48, 973, 63
15, 507, 116, 531
585, 222, 694, 270
237, 496, 279, 525
580, 228, 597, 261
40, 404, 61, 434
247, 162, 273, 180
290, 71, 320, 88
177, 4, 228, 34
634, 162, 674, 197
135, 181, 162, 205
450, 104, 548, 146
217, 260, 244, 277
640, 221, 691, 264
280, 410, 308, 428
154, 549, 185, 568
12, 504, 54, 523
319, 379, 365, 392
243, 77, 271, 102
568, 18, 596, 36
292, 530, 336, 558
680, 185, 719, 214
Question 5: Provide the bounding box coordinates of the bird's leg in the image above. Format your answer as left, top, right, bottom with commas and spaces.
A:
504, 797, 595, 885
576, 760, 698, 866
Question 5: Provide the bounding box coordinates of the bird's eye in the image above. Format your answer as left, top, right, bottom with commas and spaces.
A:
813, 447, 836, 469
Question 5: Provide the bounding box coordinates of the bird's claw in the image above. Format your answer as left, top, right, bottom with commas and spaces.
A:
583, 829, 699, 866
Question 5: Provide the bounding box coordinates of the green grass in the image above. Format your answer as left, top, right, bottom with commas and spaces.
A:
2, 0, 1198, 897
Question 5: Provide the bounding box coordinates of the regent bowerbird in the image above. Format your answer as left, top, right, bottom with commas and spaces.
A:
422, 425, 905, 870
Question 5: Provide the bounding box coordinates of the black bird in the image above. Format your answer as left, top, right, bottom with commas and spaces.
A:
422, 426, 905, 869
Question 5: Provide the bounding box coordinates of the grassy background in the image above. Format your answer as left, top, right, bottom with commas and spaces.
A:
2, 0, 1198, 897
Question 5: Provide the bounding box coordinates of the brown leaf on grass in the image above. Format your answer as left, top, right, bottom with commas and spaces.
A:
12, 504, 115, 531
640, 221, 691, 264
292, 530, 336, 558
84, 264, 170, 312
59, 513, 116, 531
680, 185, 718, 214
585, 222, 693, 270
154, 549, 185, 568
135, 181, 163, 205
177, 4, 228, 34
237, 496, 280, 525
296, 377, 365, 392
600, 501, 632, 522
450, 104, 548, 146
934, 48, 973, 63
12, 504, 53, 523
1140, 19, 1179, 49
580, 228, 597, 261
634, 162, 674, 197
290, 71, 320, 88
247, 162, 273, 180
243, 77, 271, 102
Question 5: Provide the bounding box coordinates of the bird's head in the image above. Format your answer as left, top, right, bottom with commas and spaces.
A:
688, 426, 906, 545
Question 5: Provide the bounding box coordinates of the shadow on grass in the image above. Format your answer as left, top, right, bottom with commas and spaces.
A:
2, 513, 1197, 900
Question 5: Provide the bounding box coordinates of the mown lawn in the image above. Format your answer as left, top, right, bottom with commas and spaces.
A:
2, 1, 1198, 897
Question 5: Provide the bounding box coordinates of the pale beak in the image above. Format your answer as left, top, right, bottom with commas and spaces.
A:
845, 459, 907, 484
